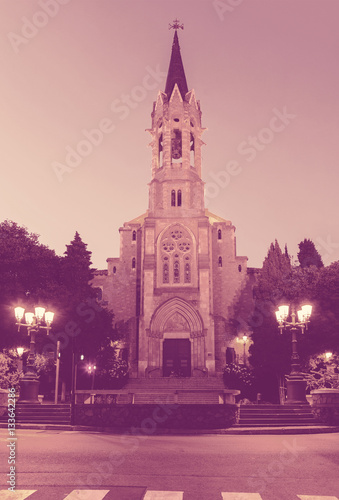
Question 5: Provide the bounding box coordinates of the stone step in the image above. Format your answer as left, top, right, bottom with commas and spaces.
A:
133, 393, 176, 404
234, 422, 324, 427
177, 394, 220, 404
2, 403, 71, 424
240, 404, 311, 409
126, 378, 225, 390
238, 403, 317, 427
240, 414, 313, 419
240, 408, 312, 417
239, 418, 315, 424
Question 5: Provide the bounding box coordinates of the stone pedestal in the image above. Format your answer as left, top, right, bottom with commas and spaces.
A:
285, 375, 308, 405
19, 376, 40, 404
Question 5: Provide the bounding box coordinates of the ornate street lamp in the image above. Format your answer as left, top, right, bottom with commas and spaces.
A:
15, 306, 54, 403
275, 303, 312, 404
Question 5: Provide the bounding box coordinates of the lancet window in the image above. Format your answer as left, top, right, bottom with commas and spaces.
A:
160, 225, 194, 285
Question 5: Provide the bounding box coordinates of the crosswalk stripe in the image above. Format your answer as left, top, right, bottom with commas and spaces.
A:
221, 494, 263, 500
143, 491, 184, 500
63, 490, 110, 499
298, 496, 338, 500
0, 491, 36, 500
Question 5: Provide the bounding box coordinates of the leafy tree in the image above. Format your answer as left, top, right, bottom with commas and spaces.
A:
0, 222, 119, 396
304, 353, 339, 390
95, 342, 129, 389
248, 240, 337, 401
0, 220, 61, 350
62, 231, 95, 305
42, 232, 119, 393
247, 241, 313, 402
256, 240, 291, 301
297, 238, 323, 269
249, 241, 292, 384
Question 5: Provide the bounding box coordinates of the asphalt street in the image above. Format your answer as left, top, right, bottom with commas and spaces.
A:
0, 429, 338, 499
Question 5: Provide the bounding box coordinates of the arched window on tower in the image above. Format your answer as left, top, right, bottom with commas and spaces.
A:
132, 257, 136, 269
177, 190, 182, 207
218, 229, 222, 240
173, 260, 180, 283
218, 256, 222, 267
132, 230, 136, 241
171, 190, 176, 207
158, 133, 163, 168
171, 129, 182, 162
190, 132, 195, 167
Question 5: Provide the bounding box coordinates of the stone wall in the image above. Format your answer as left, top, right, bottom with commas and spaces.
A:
310, 389, 339, 425
74, 403, 238, 430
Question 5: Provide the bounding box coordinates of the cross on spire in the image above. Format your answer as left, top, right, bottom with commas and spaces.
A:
165, 20, 188, 99
169, 18, 184, 31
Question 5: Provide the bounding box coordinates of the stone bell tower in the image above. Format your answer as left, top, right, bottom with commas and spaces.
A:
137, 24, 218, 378
93, 22, 249, 380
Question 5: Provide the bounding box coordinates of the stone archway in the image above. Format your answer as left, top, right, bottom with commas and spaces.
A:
148, 297, 205, 376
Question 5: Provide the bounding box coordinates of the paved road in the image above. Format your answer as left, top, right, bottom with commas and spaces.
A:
0, 429, 338, 499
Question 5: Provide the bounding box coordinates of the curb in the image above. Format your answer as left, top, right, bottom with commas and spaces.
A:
1, 422, 339, 435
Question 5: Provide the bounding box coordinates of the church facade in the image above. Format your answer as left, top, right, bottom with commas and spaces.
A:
93, 29, 250, 379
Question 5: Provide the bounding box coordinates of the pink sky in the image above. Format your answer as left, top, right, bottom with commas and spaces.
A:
1, 0, 338, 269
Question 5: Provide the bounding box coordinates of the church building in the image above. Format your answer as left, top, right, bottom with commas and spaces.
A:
93, 25, 250, 379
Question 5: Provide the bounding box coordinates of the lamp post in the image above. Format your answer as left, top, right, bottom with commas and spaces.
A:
16, 347, 24, 372
14, 306, 54, 404
87, 364, 96, 390
275, 303, 312, 405
236, 335, 249, 366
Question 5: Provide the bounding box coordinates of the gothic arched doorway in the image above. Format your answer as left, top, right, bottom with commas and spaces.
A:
148, 297, 205, 377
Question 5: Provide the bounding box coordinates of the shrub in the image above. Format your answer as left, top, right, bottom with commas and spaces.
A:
223, 363, 255, 399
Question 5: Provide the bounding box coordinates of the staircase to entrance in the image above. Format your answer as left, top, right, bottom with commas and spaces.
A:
0, 403, 71, 425
235, 404, 319, 427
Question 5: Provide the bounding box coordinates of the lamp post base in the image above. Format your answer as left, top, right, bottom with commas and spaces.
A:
285, 375, 308, 405
18, 376, 40, 404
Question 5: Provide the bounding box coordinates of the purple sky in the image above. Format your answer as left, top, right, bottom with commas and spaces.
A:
1, 0, 338, 269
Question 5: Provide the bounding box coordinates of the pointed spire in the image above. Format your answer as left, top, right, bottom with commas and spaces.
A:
165, 30, 188, 99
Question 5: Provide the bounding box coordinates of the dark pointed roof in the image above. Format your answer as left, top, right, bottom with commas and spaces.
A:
165, 30, 188, 99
